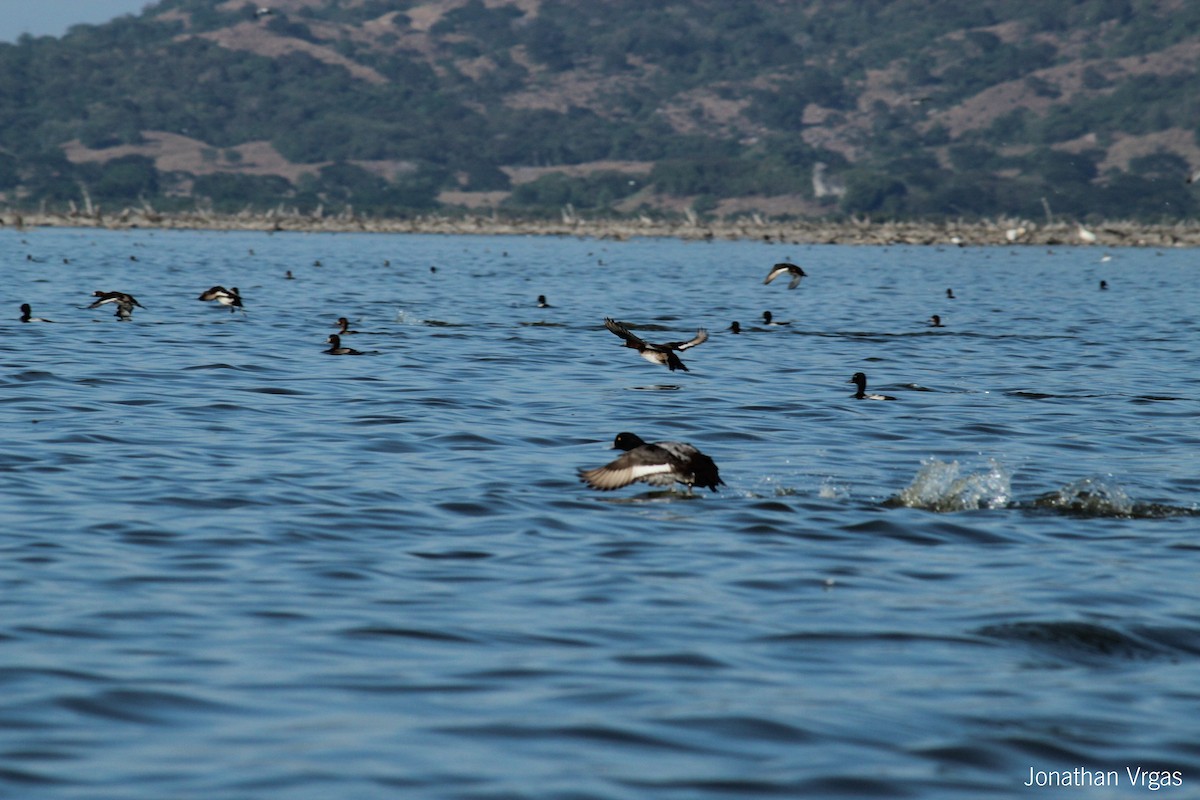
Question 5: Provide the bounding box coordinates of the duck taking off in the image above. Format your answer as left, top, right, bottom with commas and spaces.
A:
89, 291, 143, 320
578, 432, 724, 494
198, 286, 243, 312
603, 318, 707, 372
763, 262, 808, 289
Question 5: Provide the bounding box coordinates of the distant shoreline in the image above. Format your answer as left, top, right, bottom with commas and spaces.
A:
4, 209, 1200, 247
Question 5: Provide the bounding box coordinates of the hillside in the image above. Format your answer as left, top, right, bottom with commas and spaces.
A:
2, 0, 1199, 222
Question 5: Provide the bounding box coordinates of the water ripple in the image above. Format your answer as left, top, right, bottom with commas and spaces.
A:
1, 230, 1197, 799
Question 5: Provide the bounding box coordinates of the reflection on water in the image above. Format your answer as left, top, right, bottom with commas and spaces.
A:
1, 227, 1198, 798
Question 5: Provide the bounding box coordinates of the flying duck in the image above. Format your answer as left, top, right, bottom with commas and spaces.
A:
89, 291, 143, 320
849, 372, 895, 401
198, 286, 243, 311
19, 303, 52, 323
578, 432, 724, 494
603, 318, 707, 372
763, 262, 808, 289
324, 334, 364, 355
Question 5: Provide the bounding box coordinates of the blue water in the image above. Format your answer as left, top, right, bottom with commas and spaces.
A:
1, 227, 1198, 798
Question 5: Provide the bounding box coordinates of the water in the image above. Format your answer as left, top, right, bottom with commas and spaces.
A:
1, 227, 1198, 798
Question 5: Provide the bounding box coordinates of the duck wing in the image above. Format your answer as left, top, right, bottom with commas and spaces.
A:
663, 328, 708, 351
763, 264, 789, 285
604, 318, 646, 350
578, 445, 678, 490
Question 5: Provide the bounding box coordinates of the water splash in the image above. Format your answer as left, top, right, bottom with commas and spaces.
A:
819, 479, 851, 500
885, 458, 1012, 512
1027, 476, 1198, 519
1029, 476, 1134, 517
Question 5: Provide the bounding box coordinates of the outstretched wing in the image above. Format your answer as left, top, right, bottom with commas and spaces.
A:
578, 448, 675, 490
763, 264, 789, 285
664, 328, 708, 351
604, 318, 645, 349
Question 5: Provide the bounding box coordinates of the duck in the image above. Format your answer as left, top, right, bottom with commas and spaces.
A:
849, 372, 895, 401
89, 291, 143, 320
929, 314, 944, 327
763, 262, 808, 289
19, 303, 52, 323
1099, 280, 1108, 290
603, 318, 707, 372
729, 321, 741, 334
946, 288, 956, 299
762, 310, 789, 326
334, 317, 359, 335
537, 295, 552, 308
578, 432, 724, 494
324, 334, 364, 355
198, 286, 243, 312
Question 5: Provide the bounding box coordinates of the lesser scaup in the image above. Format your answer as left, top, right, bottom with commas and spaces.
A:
324, 334, 364, 355
334, 317, 359, 335
198, 286, 243, 311
946, 288, 956, 299
762, 310, 789, 326
578, 432, 724, 494
763, 262, 808, 289
849, 372, 895, 401
729, 321, 741, 334
930, 314, 944, 327
89, 291, 143, 320
19, 303, 52, 323
604, 318, 707, 372
537, 295, 552, 308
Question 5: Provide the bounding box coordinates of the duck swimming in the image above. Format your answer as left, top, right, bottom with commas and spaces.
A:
19, 303, 52, 323
762, 310, 789, 326
334, 317, 359, 335
324, 334, 364, 355
603, 318, 707, 372
729, 321, 741, 334
849, 372, 895, 401
930, 314, 944, 327
763, 262, 808, 289
578, 432, 724, 494
537, 295, 552, 308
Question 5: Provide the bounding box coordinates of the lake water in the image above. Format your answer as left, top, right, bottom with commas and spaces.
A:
1, 226, 1198, 798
